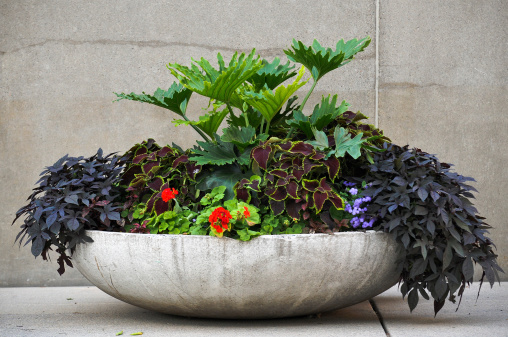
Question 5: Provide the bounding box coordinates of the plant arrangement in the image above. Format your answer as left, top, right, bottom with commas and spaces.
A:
13, 36, 502, 316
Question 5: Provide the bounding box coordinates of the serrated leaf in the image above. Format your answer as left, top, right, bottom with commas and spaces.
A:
309, 96, 349, 130
196, 164, 250, 200
114, 82, 192, 117
284, 37, 371, 81
240, 66, 309, 123
168, 50, 262, 103
221, 126, 257, 150
306, 127, 329, 150
190, 135, 238, 166
247, 58, 297, 91
173, 107, 228, 138
333, 127, 365, 159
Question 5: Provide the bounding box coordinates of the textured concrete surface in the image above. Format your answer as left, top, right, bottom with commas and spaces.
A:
374, 282, 508, 336
1, 284, 506, 336
73, 231, 401, 319
0, 286, 386, 337
1, 0, 507, 287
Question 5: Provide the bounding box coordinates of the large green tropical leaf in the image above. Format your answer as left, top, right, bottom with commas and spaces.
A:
240, 66, 309, 124
310, 95, 350, 129
247, 58, 297, 91
190, 135, 240, 166
173, 108, 228, 138
221, 126, 257, 151
196, 165, 251, 200
167, 50, 263, 103
114, 82, 192, 117
284, 37, 371, 81
287, 95, 350, 137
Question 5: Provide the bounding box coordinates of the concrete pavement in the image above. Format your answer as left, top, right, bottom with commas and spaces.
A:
0, 283, 506, 336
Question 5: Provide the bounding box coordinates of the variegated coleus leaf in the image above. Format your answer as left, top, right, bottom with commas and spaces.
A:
302, 177, 344, 213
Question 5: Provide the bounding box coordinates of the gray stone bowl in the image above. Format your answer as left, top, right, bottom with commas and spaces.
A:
73, 230, 402, 319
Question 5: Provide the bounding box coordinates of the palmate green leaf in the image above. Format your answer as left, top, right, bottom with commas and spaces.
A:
247, 58, 297, 91
287, 95, 350, 137
333, 127, 366, 159
284, 36, 371, 81
221, 126, 257, 150
190, 135, 238, 166
306, 127, 330, 151
196, 164, 250, 200
310, 95, 350, 130
167, 50, 263, 103
114, 82, 192, 117
173, 108, 228, 138
241, 66, 309, 123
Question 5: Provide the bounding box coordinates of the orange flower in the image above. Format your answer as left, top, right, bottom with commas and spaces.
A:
243, 206, 250, 218
161, 188, 178, 202
209, 207, 232, 233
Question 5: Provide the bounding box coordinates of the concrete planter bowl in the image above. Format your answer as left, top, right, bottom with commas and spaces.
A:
73, 230, 402, 319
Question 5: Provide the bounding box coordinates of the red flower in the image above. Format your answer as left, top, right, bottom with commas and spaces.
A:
243, 206, 250, 218
161, 188, 178, 202
209, 207, 232, 233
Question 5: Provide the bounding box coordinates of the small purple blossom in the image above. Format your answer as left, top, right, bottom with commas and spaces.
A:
343, 181, 356, 187
349, 188, 358, 196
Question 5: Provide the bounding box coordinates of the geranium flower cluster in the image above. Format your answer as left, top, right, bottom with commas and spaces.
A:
343, 181, 376, 229
209, 207, 233, 233
162, 188, 178, 202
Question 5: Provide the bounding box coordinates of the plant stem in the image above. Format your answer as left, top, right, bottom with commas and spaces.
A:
182, 115, 211, 143
226, 103, 236, 122
287, 78, 319, 139
265, 119, 271, 135
300, 79, 318, 111
260, 117, 265, 135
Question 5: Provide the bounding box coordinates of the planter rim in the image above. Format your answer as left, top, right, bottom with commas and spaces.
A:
83, 229, 386, 239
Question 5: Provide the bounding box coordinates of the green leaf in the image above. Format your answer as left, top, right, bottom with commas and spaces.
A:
286, 110, 314, 138
221, 126, 256, 151
167, 50, 263, 103
190, 135, 238, 166
309, 96, 350, 130
306, 127, 329, 150
196, 165, 250, 200
333, 127, 366, 159
247, 58, 297, 91
173, 108, 228, 138
114, 82, 192, 117
116, 331, 123, 336
284, 37, 371, 81
240, 66, 309, 123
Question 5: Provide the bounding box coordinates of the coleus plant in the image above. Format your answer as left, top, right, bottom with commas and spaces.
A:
14, 36, 502, 316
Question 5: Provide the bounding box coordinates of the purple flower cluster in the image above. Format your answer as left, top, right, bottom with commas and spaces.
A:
343, 181, 356, 187
344, 192, 376, 229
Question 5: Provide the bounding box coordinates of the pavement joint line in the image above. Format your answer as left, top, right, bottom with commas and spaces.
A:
369, 299, 390, 337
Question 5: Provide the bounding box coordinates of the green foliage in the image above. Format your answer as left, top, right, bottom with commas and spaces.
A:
247, 58, 297, 91
240, 67, 308, 125
287, 95, 350, 138
284, 37, 371, 81
114, 82, 192, 117
167, 50, 263, 104
173, 107, 228, 138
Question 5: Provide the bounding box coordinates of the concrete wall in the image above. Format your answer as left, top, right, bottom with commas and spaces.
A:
0, 0, 506, 286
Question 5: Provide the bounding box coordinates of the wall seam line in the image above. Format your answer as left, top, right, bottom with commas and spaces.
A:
375, 0, 380, 128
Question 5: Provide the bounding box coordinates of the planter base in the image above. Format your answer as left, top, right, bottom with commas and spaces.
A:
74, 231, 402, 319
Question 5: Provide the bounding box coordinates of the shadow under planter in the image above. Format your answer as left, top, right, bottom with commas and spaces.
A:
73, 230, 402, 319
